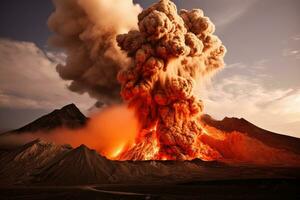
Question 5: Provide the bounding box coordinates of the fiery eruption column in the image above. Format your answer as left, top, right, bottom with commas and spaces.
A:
117, 0, 226, 160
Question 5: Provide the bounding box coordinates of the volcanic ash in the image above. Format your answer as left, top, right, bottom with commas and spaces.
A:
116, 0, 226, 160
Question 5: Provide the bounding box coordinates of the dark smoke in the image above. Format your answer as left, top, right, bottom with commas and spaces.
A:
117, 0, 226, 160
48, 0, 142, 103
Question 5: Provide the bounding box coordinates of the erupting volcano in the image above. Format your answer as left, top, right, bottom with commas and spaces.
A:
43, 0, 300, 166
1, 0, 300, 199
116, 0, 225, 160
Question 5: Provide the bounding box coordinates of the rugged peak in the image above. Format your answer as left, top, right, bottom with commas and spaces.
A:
20, 138, 50, 149
62, 103, 77, 109
11, 104, 88, 134
70, 145, 108, 161
201, 114, 255, 133
15, 139, 62, 154
60, 103, 82, 114
222, 116, 249, 124
78, 144, 89, 149
73, 144, 93, 156
49, 103, 86, 122
35, 143, 116, 185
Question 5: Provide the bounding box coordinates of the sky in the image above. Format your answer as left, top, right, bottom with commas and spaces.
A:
0, 0, 299, 138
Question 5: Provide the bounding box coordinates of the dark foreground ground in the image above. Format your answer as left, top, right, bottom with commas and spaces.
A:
1, 179, 299, 200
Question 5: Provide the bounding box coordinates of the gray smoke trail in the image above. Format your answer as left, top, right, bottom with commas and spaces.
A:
48, 0, 142, 103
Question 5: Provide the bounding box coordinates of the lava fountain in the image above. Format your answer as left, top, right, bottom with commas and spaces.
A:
116, 0, 226, 160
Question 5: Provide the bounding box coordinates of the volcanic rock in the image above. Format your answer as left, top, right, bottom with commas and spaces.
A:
0, 139, 70, 185
34, 145, 117, 185
1, 139, 300, 187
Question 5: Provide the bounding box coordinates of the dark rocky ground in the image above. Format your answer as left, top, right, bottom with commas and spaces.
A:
1, 179, 300, 200
0, 139, 299, 200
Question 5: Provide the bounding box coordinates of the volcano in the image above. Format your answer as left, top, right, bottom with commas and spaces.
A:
5, 104, 88, 134
2, 104, 300, 165
0, 104, 300, 199
0, 2, 299, 198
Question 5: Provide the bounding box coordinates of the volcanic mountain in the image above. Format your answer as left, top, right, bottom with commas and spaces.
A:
2, 104, 300, 163
0, 107, 299, 199
7, 104, 88, 134
201, 114, 300, 155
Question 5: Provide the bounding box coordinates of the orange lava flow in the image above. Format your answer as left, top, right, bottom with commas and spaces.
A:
108, 116, 300, 166
113, 119, 221, 161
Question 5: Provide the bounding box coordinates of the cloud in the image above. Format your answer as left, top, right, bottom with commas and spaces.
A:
1, 38, 299, 138
225, 62, 247, 70
0, 38, 95, 111
283, 48, 300, 60
211, 0, 258, 27
282, 34, 300, 60
215, 4, 253, 27
202, 64, 300, 138
292, 34, 300, 41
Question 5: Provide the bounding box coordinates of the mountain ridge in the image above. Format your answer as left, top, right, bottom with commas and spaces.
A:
0, 139, 70, 185
2, 103, 300, 158
4, 104, 88, 135
1, 140, 299, 186
200, 114, 300, 154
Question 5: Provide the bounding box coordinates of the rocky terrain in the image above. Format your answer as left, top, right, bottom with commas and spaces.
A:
0, 139, 299, 186
0, 104, 300, 199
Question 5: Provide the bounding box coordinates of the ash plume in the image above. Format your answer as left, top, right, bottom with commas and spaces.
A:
40, 0, 300, 166
48, 0, 141, 103
117, 0, 226, 160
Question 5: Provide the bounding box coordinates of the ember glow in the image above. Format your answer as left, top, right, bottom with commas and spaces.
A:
116, 0, 226, 160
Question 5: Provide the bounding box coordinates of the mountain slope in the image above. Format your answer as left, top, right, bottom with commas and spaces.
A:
1, 140, 300, 186
11, 104, 88, 134
0, 139, 70, 185
201, 114, 300, 155
35, 145, 117, 185
3, 103, 299, 156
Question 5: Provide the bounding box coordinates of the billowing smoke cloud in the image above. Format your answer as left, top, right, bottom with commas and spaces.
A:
117, 0, 226, 160
41, 0, 300, 166
48, 0, 141, 103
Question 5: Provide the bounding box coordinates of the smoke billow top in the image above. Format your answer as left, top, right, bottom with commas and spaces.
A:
116, 0, 226, 160
48, 0, 141, 103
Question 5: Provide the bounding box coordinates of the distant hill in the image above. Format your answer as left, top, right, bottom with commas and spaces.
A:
200, 114, 300, 155
8, 104, 88, 134
35, 144, 116, 185
0, 139, 70, 185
